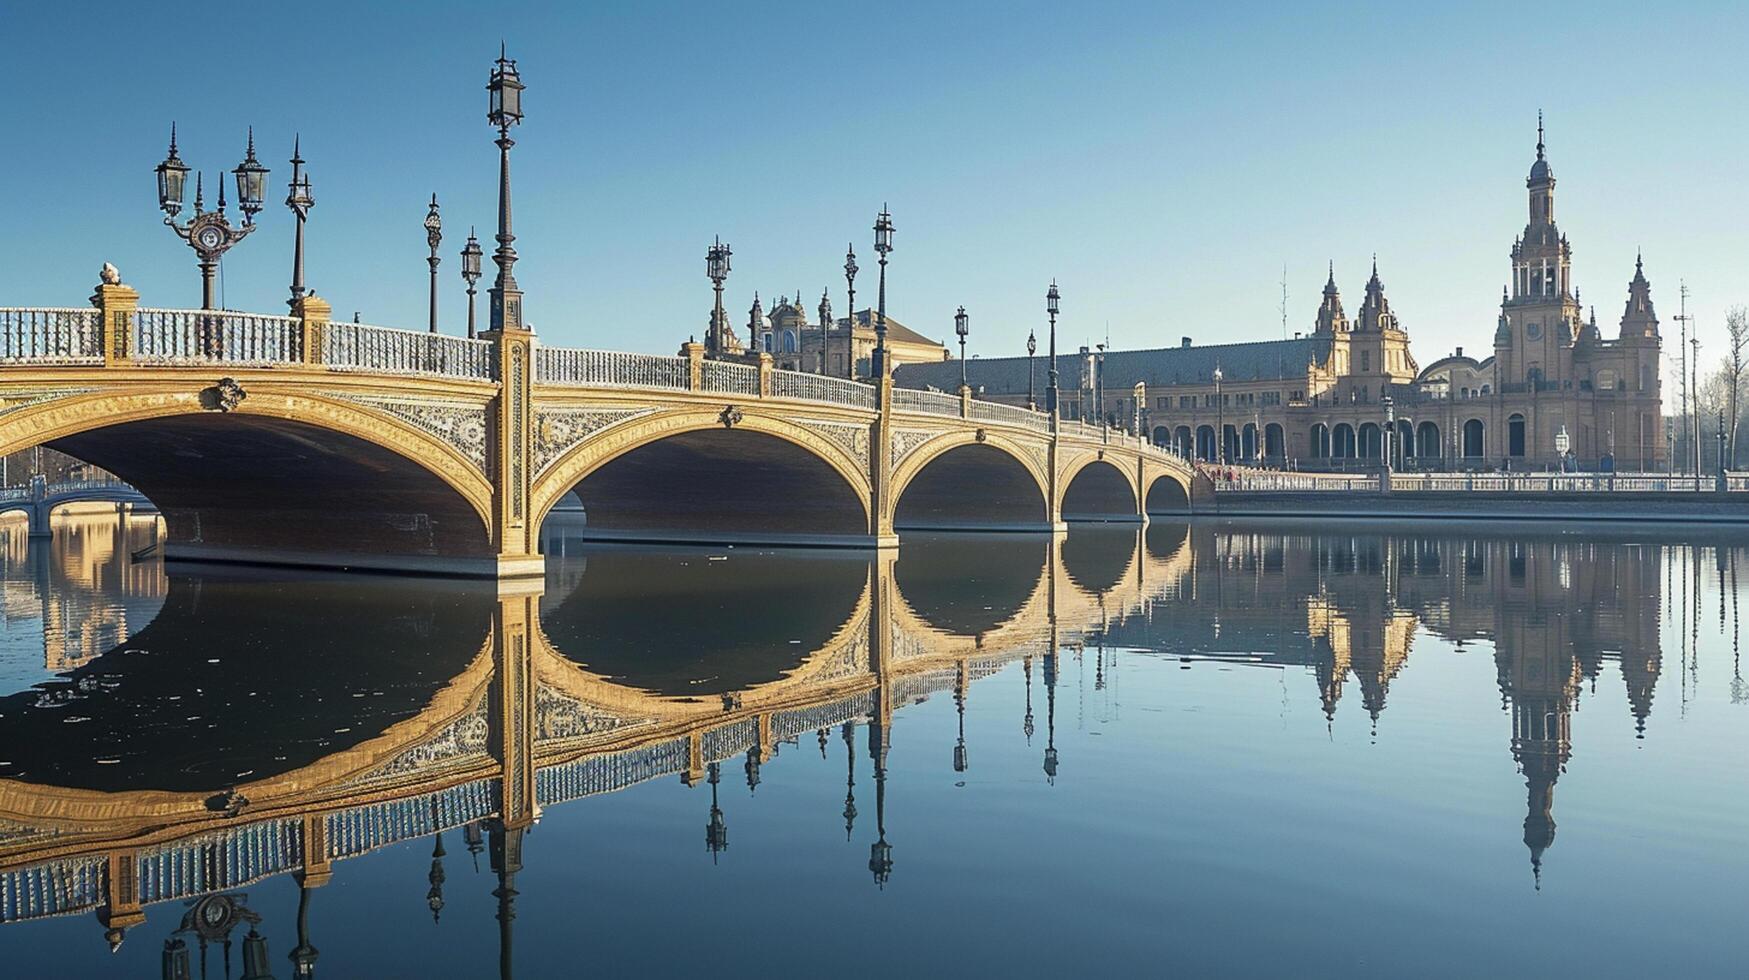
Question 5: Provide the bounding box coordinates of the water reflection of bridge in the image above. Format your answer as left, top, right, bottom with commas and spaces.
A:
0, 519, 1727, 962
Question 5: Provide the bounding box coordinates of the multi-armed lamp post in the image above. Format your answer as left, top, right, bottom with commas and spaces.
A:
871, 206, 894, 378
843, 244, 858, 379
156, 125, 270, 310
486, 44, 526, 333
424, 194, 443, 332
460, 229, 484, 339
285, 136, 313, 310
955, 306, 970, 390
705, 237, 732, 355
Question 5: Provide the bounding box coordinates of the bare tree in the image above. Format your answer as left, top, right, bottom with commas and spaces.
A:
1726, 306, 1749, 468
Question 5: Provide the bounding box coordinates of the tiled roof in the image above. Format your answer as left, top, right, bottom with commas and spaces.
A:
894, 336, 1330, 395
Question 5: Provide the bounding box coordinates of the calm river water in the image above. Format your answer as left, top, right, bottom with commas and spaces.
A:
0, 511, 1745, 978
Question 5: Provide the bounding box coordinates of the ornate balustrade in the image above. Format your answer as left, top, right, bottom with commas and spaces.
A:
891, 387, 964, 418
0, 856, 104, 924
699, 359, 761, 396
0, 308, 102, 365
322, 322, 495, 380
136, 818, 304, 904
132, 308, 305, 367
967, 398, 1051, 433
1205, 464, 1748, 494
769, 369, 878, 408
535, 347, 689, 390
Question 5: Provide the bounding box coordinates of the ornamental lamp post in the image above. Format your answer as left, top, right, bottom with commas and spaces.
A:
1026, 329, 1038, 410
1382, 393, 1395, 470
460, 229, 484, 338
156, 125, 269, 311
817, 288, 833, 375
705, 237, 731, 355
843, 244, 859, 379
955, 306, 969, 390
285, 135, 313, 310
486, 44, 526, 333
1096, 341, 1108, 441
871, 206, 894, 378
424, 194, 443, 333
1213, 364, 1225, 464
1046, 281, 1061, 419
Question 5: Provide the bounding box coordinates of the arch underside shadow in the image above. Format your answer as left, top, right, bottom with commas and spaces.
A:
1061, 459, 1140, 522
893, 443, 1050, 531
1145, 473, 1191, 515
556, 427, 871, 547
44, 415, 492, 571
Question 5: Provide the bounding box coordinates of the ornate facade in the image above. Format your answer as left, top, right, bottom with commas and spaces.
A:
896, 125, 1666, 471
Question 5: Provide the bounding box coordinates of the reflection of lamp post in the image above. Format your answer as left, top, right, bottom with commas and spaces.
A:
869, 724, 893, 887
953, 674, 969, 773
705, 762, 728, 861
841, 721, 858, 840
460, 230, 483, 339
1026, 330, 1038, 410
1022, 656, 1035, 743
743, 744, 762, 793
872, 207, 895, 378
426, 829, 447, 923
156, 126, 269, 310
955, 306, 970, 391
424, 194, 443, 333
1043, 652, 1060, 783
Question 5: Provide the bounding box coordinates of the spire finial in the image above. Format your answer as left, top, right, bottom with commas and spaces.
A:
1636, 248, 1643, 272
169, 121, 179, 156
1503, 284, 1509, 304
247, 125, 256, 157
291, 132, 302, 164
1536, 110, 1545, 160
1326, 259, 1334, 283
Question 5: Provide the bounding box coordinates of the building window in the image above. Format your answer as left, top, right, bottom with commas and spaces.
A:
1361, 351, 1370, 372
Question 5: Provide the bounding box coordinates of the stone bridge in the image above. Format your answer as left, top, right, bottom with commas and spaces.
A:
0, 277, 1195, 575
0, 476, 155, 538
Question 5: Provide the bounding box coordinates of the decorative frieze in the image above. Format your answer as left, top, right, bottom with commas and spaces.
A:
534, 683, 654, 744
532, 406, 654, 475
334, 393, 489, 472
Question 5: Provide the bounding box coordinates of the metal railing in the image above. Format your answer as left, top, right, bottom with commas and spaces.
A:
1205, 466, 1378, 492
891, 387, 964, 418
1205, 464, 1749, 494
536, 346, 689, 390
322, 322, 494, 380
700, 359, 760, 396
0, 308, 102, 364
967, 398, 1051, 432
769, 369, 877, 408
132, 308, 305, 366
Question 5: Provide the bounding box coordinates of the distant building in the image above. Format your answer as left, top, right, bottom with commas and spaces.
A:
740, 291, 949, 375
895, 124, 1665, 471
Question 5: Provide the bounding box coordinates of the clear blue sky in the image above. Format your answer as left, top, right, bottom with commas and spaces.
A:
4, 1, 1746, 368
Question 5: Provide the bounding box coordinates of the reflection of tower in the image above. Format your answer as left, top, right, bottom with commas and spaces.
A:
489, 822, 524, 980
705, 761, 729, 861
1043, 651, 1060, 783
1499, 638, 1578, 890
743, 743, 762, 794
867, 708, 893, 887
841, 722, 857, 840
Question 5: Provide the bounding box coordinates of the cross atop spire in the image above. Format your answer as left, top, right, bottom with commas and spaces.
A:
1536, 109, 1545, 161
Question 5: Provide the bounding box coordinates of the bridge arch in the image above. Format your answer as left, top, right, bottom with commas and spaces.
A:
889, 432, 1049, 530
0, 388, 496, 568
1144, 471, 1191, 514
530, 408, 873, 544
1059, 454, 1141, 522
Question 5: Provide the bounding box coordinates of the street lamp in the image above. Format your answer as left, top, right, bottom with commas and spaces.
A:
285, 135, 313, 311
1382, 394, 1395, 470
872, 206, 894, 378
704, 762, 728, 862
955, 306, 970, 390
1046, 281, 1061, 419
1096, 341, 1108, 440
156, 125, 268, 310
705, 237, 731, 355
486, 43, 526, 332
1026, 329, 1038, 410
817, 288, 833, 375
424, 194, 443, 333
843, 243, 858, 380
460, 228, 483, 339
1213, 364, 1225, 464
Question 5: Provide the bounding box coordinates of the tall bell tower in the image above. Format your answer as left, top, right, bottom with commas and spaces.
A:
1505, 114, 1582, 385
